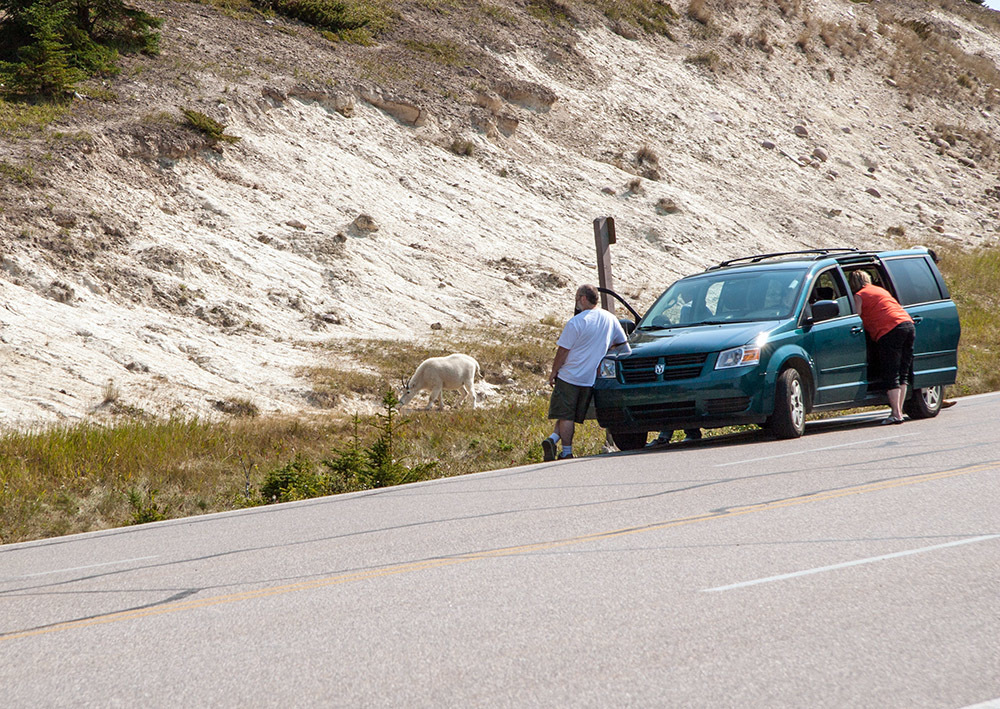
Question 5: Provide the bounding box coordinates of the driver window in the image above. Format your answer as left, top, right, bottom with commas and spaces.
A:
809, 270, 850, 317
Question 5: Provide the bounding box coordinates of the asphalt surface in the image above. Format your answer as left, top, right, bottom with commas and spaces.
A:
2, 393, 999, 707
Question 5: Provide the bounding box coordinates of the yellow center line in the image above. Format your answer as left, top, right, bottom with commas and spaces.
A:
5, 460, 997, 642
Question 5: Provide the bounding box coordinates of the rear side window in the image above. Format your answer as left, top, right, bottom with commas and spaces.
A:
884, 257, 943, 305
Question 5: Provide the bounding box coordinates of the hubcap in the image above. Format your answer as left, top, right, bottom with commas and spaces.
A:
789, 378, 804, 429
923, 385, 942, 410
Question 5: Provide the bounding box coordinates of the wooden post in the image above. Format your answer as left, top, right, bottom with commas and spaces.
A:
593, 216, 618, 452
594, 217, 616, 316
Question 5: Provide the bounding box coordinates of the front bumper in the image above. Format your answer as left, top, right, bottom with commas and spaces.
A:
592, 362, 769, 432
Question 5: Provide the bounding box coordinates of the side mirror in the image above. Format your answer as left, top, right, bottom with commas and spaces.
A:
810, 300, 841, 323
619, 318, 637, 335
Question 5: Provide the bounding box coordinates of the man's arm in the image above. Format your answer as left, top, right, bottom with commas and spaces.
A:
549, 346, 570, 386
609, 339, 632, 356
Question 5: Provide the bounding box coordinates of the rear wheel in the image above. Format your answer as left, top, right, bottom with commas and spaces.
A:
769, 368, 806, 439
904, 384, 942, 419
609, 430, 648, 451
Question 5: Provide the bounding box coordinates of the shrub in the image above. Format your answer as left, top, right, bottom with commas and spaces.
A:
254, 0, 391, 43
685, 51, 719, 71
260, 392, 437, 503
0, 159, 35, 183
594, 0, 678, 37
259, 453, 328, 503
181, 108, 240, 143
213, 397, 260, 418
449, 138, 475, 156
636, 144, 658, 165
127, 487, 168, 524
686, 0, 711, 25
356, 390, 437, 489
401, 39, 463, 65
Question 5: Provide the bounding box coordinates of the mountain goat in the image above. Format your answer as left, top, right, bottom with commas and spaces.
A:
399, 353, 481, 410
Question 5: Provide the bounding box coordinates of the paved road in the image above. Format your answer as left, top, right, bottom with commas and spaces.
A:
2, 393, 999, 707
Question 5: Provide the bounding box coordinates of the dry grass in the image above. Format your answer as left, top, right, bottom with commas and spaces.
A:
684, 50, 720, 72
0, 321, 571, 542
686, 0, 712, 25
0, 416, 348, 543
588, 0, 679, 37
885, 12, 1000, 108
933, 245, 1000, 397
0, 100, 70, 137
932, 122, 999, 169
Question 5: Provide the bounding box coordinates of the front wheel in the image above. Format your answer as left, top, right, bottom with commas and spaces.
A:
609, 430, 648, 451
768, 368, 806, 439
904, 384, 942, 419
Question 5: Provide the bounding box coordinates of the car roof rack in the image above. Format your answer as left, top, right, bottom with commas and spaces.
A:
710, 248, 860, 270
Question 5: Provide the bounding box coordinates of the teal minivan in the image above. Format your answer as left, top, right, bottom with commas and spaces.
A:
592, 248, 961, 450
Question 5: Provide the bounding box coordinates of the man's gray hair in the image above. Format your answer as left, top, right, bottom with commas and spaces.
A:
577, 284, 599, 305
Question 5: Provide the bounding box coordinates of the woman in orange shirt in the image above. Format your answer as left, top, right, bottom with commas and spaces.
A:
849, 270, 915, 425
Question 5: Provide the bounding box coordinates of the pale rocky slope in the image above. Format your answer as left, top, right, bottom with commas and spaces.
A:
1, 0, 998, 427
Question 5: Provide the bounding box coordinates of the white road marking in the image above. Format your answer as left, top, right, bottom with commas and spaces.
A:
713, 432, 920, 467
5, 556, 159, 580
702, 535, 1000, 592
961, 700, 1000, 709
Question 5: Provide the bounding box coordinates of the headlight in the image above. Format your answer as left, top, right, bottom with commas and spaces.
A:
715, 346, 760, 369
598, 358, 618, 379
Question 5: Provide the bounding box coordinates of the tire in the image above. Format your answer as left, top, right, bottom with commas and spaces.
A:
904, 384, 942, 419
769, 368, 806, 439
609, 430, 648, 451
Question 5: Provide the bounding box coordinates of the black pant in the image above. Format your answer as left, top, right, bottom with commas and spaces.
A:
877, 322, 915, 388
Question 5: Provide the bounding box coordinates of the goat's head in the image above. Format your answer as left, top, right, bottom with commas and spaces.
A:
398, 376, 414, 407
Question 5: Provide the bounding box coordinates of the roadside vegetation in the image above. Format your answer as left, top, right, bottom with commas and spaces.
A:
1, 245, 997, 544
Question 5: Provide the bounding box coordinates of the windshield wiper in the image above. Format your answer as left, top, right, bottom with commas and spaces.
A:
690, 318, 756, 326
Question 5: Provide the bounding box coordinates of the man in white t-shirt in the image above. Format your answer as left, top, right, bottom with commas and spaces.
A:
542, 284, 631, 461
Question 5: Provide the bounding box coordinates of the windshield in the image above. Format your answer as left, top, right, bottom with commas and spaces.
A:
638, 268, 807, 329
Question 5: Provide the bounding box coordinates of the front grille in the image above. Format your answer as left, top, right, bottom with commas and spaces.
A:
705, 396, 751, 414
619, 353, 708, 384
628, 400, 697, 422
662, 367, 704, 381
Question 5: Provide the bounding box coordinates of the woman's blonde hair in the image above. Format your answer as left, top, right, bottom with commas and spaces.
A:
849, 270, 872, 293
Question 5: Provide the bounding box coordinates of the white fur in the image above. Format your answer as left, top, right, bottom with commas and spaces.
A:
399, 353, 481, 410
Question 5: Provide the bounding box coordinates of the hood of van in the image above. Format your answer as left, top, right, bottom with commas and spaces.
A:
623, 321, 782, 357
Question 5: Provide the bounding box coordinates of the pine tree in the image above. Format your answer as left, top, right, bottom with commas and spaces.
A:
0, 0, 160, 98
7, 1, 80, 98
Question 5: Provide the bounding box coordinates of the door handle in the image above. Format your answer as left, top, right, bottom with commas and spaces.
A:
912, 316, 923, 324
851, 326, 863, 335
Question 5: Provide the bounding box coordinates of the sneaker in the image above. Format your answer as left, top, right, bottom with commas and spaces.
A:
542, 438, 557, 462
558, 453, 574, 460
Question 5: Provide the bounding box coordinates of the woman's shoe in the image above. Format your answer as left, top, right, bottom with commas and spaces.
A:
881, 415, 903, 425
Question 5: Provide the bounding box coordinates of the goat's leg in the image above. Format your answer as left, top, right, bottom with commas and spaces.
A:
458, 383, 475, 408
430, 385, 444, 410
